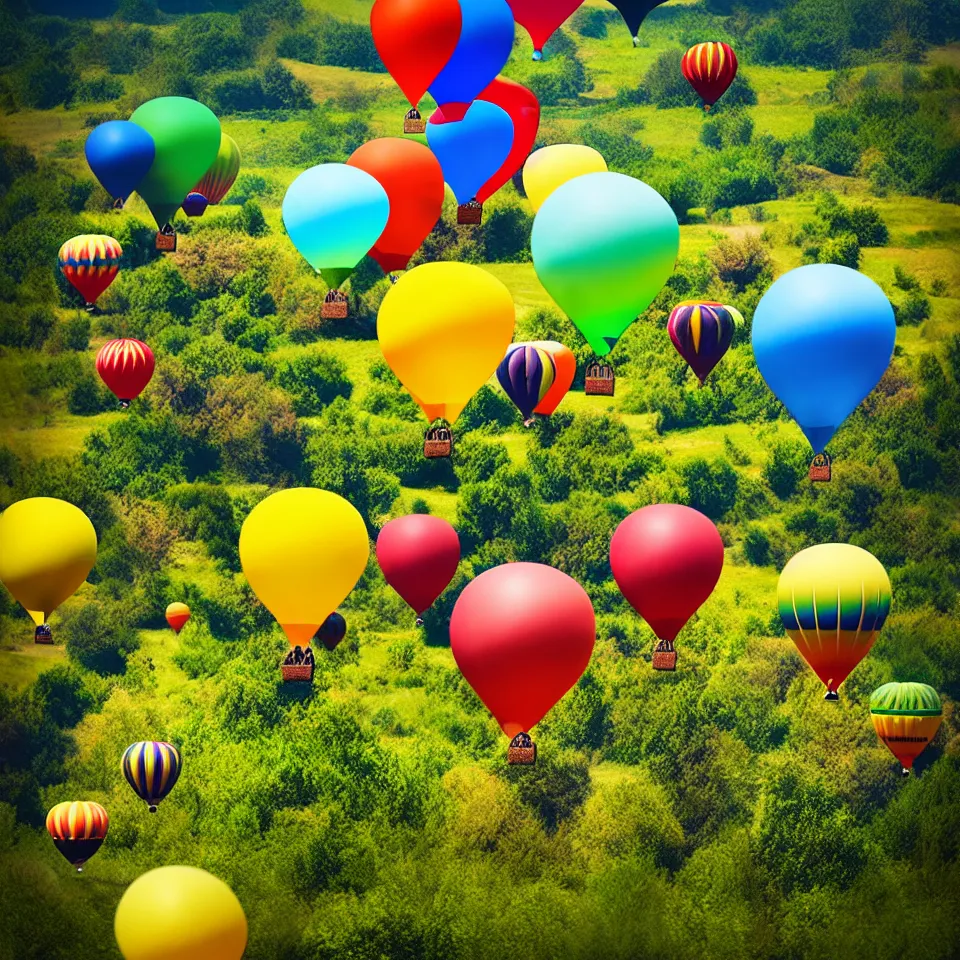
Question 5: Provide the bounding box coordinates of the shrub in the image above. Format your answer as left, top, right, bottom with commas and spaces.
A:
75, 74, 124, 103
571, 7, 609, 38
895, 290, 931, 326
679, 457, 739, 520
275, 352, 353, 416
700, 110, 754, 150
763, 440, 810, 499
815, 232, 860, 268
742, 525, 772, 565
710, 234, 773, 291
314, 16, 385, 72
62, 600, 140, 675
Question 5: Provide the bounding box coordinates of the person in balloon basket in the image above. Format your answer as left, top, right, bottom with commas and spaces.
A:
303, 647, 314, 668
35, 622, 52, 643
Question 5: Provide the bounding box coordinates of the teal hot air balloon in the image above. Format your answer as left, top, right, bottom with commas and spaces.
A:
282, 164, 390, 291
531, 171, 679, 358
752, 264, 896, 455
128, 97, 222, 231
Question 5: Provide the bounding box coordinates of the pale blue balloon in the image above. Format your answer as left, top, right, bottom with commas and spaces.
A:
752, 263, 896, 453
426, 100, 514, 205
282, 164, 390, 288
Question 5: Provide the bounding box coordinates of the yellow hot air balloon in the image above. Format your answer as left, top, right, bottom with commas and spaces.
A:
239, 489, 369, 648
0, 498, 97, 634
114, 865, 247, 960
522, 144, 608, 213
377, 262, 515, 425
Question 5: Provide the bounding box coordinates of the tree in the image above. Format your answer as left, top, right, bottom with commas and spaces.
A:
763, 439, 810, 499
679, 457, 739, 520
276, 352, 352, 415
61, 600, 140, 675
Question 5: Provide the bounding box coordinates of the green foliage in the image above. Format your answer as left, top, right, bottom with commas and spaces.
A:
700, 109, 755, 150
61, 598, 140, 674
679, 456, 739, 520
764, 439, 810, 499
275, 351, 352, 415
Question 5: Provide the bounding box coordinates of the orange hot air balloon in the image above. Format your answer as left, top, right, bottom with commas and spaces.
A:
528, 340, 576, 415
165, 602, 190, 634
58, 235, 122, 307
46, 800, 109, 872
95, 338, 155, 408
347, 138, 445, 275
681, 41, 738, 111
870, 682, 943, 776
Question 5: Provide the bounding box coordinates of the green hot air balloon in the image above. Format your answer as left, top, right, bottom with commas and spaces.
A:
129, 97, 222, 234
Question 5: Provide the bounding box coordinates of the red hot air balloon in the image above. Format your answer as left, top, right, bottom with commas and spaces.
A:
475, 77, 541, 205
681, 42, 738, 110
347, 138, 445, 276
95, 338, 155, 408
610, 504, 723, 670
506, 0, 583, 60
450, 562, 595, 762
371, 0, 463, 111
377, 515, 460, 625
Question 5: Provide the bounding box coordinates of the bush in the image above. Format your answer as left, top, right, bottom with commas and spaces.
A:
275, 352, 353, 415
710, 234, 773, 291
815, 232, 860, 268
895, 290, 931, 326
679, 457, 739, 520
61, 600, 140, 675
68, 373, 114, 415
314, 16, 385, 72
75, 74, 124, 103
571, 7, 609, 38
742, 525, 772, 565
700, 110, 754, 150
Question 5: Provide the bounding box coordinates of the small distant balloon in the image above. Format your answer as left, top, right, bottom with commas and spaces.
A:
522, 143, 607, 212
316, 612, 347, 651
667, 300, 738, 384
47, 800, 108, 872
870, 682, 942, 776
122, 741, 182, 813
84, 120, 155, 205
58, 235, 122, 307
183, 132, 241, 217
165, 602, 191, 634
497, 344, 556, 426
681, 41, 738, 110
96, 338, 155, 407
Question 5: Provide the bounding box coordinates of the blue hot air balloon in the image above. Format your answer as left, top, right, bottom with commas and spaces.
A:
428, 0, 515, 118
752, 263, 895, 453
497, 344, 557, 426
84, 120, 156, 205
426, 100, 514, 206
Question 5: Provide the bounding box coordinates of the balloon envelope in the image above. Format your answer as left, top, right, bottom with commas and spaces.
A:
522, 144, 607, 213
115, 866, 247, 960
239, 489, 370, 648
85, 120, 155, 203
610, 0, 667, 40
47, 800, 108, 869
667, 300, 737, 384
187, 132, 241, 212
752, 264, 896, 453
870, 682, 942, 772
165, 602, 191, 633
347, 138, 445, 274
778, 543, 891, 697
122, 741, 182, 811
128, 97, 221, 229
376, 515, 461, 615
682, 41, 738, 108
0, 498, 97, 625
317, 612, 347, 651
282, 163, 390, 289
506, 0, 583, 57
525, 340, 576, 415
532, 171, 679, 356
450, 562, 595, 737
96, 338, 155, 404
610, 504, 723, 643
497, 344, 556, 424
58, 235, 122, 306
426, 100, 515, 205
475, 77, 541, 204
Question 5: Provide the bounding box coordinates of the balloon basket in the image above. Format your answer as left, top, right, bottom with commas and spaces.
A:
424, 423, 453, 459
85, 303, 96, 314
282, 663, 314, 683
155, 230, 177, 252
652, 646, 677, 672
457, 201, 483, 225
34, 625, 53, 645
415, 617, 424, 627
148, 804, 158, 814
809, 453, 831, 482
403, 118, 426, 135
585, 362, 615, 397
112, 198, 124, 211
901, 767, 911, 778
508, 733, 536, 765
321, 292, 349, 319
824, 689, 839, 702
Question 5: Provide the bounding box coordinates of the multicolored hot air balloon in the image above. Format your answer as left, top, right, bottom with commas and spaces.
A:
778, 544, 891, 701
316, 612, 347, 651
667, 300, 739, 384
528, 341, 576, 415
58, 235, 122, 308
681, 41, 738, 110
95, 338, 155, 408
506, 0, 583, 60
165, 602, 191, 634
376, 515, 461, 625
122, 741, 182, 813
497, 343, 557, 426
870, 682, 943, 776
183, 133, 240, 217
84, 120, 155, 206
475, 77, 540, 205
46, 800, 108, 871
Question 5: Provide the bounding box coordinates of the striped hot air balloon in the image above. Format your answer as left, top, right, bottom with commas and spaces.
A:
870, 682, 942, 776
681, 41, 738, 110
46, 800, 109, 871
497, 343, 557, 426
778, 544, 891, 701
58, 235, 122, 307
122, 741, 182, 813
183, 133, 241, 217
667, 300, 739, 384
95, 338, 155, 408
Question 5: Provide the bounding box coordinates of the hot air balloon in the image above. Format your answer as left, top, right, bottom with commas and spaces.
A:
0, 498, 97, 643
58, 235, 122, 309
778, 544, 891, 701
667, 300, 738, 385
122, 741, 182, 813
522, 143, 607, 213
531, 171, 679, 364
610, 504, 723, 671
450, 562, 595, 762
752, 264, 896, 472
870, 682, 942, 776
376, 515, 461, 625
239, 489, 370, 664
316, 612, 347, 651
165, 602, 191, 634
346, 138, 445, 276
46, 801, 108, 872
370, 0, 462, 125
527, 341, 576, 415
428, 0, 515, 118
182, 133, 241, 217
128, 97, 221, 243
378, 262, 515, 452
475, 77, 540, 205
610, 1, 669, 46
506, 0, 583, 60
85, 120, 155, 207
282, 164, 389, 303
95, 338, 155, 408
115, 866, 247, 960
497, 343, 556, 426
681, 41, 739, 111
427, 99, 514, 223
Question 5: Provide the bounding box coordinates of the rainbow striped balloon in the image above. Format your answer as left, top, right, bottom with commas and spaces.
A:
122, 741, 182, 813
681, 41, 738, 110
46, 800, 109, 870
57, 234, 122, 306
184, 133, 241, 216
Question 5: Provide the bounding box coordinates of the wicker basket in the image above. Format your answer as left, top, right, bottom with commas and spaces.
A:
457, 202, 483, 225
424, 424, 453, 459
809, 452, 831, 482
584, 362, 615, 396
281, 663, 314, 683
652, 648, 677, 672
508, 733, 536, 765
155, 230, 177, 252
321, 299, 348, 320
35, 630, 54, 645
404, 117, 426, 134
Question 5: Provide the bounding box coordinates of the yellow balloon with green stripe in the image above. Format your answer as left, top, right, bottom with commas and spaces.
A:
122, 741, 182, 813
870, 681, 942, 776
